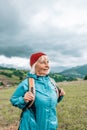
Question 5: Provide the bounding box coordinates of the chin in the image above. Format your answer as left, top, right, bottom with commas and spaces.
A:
43, 71, 50, 75
39, 69, 50, 76
46, 69, 50, 74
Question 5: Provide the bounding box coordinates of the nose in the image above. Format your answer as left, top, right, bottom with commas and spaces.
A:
45, 62, 49, 67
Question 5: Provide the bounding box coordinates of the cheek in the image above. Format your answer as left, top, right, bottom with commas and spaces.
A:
36, 67, 45, 74
35, 65, 41, 72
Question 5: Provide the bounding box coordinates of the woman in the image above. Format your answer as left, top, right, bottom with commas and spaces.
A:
10, 52, 65, 130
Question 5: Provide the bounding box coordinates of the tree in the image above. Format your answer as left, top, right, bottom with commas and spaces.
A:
84, 75, 87, 80
0, 81, 4, 86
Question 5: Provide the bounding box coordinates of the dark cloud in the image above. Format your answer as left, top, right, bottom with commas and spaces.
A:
0, 0, 26, 48
0, 45, 33, 58
0, 0, 87, 68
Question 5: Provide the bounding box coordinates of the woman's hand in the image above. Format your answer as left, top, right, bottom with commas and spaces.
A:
24, 92, 34, 102
59, 88, 65, 96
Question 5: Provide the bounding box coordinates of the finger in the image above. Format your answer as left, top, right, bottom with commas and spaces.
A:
25, 93, 34, 98
24, 97, 34, 102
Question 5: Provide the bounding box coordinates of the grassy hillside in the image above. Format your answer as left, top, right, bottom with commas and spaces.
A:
0, 67, 27, 87
57, 80, 87, 130
0, 80, 87, 130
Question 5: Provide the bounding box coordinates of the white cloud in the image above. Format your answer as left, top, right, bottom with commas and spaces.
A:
15, 0, 87, 33
50, 1, 87, 34
0, 55, 30, 69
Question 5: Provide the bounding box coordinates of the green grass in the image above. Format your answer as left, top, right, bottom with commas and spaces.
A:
57, 80, 87, 130
0, 80, 87, 130
0, 87, 21, 126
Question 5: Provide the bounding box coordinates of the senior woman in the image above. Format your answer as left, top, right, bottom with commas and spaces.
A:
10, 52, 65, 130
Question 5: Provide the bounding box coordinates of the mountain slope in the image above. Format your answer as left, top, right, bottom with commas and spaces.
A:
59, 64, 87, 78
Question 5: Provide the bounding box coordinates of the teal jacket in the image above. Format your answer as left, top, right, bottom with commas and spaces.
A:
10, 73, 63, 130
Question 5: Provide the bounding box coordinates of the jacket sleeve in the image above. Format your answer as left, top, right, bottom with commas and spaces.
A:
10, 79, 28, 109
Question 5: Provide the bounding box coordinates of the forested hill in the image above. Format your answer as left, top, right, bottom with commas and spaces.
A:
0, 65, 87, 87
0, 67, 27, 87
59, 64, 87, 78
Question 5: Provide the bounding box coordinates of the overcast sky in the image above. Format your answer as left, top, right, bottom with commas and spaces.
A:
0, 0, 87, 72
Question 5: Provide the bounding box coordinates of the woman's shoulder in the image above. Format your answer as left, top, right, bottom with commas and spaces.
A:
21, 78, 28, 84
18, 78, 28, 91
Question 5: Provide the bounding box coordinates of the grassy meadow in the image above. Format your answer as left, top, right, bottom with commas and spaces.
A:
0, 80, 87, 130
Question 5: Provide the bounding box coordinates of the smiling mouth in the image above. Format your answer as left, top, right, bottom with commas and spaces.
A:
43, 68, 49, 71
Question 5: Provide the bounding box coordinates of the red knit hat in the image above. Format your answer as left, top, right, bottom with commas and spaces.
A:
30, 52, 46, 67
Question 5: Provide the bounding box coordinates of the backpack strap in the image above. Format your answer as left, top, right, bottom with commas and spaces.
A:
19, 78, 36, 122
50, 78, 61, 96
23, 78, 35, 110
28, 78, 35, 94
27, 78, 35, 108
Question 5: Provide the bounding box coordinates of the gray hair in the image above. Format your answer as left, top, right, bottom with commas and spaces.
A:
30, 63, 36, 74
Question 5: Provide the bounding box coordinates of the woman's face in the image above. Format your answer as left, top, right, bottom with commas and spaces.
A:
35, 55, 50, 76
